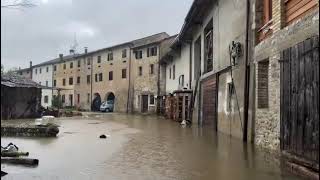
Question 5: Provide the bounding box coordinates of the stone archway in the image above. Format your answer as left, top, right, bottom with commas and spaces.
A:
104, 92, 115, 102
92, 93, 101, 111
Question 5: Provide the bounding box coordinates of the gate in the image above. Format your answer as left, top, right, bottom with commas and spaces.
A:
280, 36, 319, 170
201, 74, 218, 130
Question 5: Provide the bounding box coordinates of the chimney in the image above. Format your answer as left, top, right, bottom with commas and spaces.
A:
29, 61, 32, 68
69, 49, 75, 55
59, 54, 63, 61
84, 47, 88, 54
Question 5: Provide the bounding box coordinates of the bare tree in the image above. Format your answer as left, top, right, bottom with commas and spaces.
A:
1, 0, 36, 9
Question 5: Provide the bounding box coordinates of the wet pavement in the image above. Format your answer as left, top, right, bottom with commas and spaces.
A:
1, 113, 304, 180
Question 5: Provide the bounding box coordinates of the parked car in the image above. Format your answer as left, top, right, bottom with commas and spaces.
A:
100, 100, 114, 112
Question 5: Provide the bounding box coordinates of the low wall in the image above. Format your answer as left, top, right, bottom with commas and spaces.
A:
1, 124, 59, 137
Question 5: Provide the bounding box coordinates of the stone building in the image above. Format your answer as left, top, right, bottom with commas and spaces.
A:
252, 0, 319, 174
128, 32, 170, 113
1, 73, 42, 120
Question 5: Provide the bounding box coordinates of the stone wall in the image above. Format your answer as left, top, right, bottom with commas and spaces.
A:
254, 8, 319, 152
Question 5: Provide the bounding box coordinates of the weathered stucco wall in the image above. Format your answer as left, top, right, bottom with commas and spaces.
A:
165, 43, 190, 94
188, 0, 249, 139
91, 46, 130, 112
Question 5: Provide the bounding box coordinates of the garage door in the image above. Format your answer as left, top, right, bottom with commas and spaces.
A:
201, 74, 218, 130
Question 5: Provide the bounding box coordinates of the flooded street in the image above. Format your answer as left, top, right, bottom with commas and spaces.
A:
1, 113, 303, 180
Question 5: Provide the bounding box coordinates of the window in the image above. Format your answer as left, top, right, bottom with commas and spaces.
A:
122, 69, 127, 79
257, 60, 269, 108
150, 64, 154, 74
46, 81, 48, 87
35, 69, 37, 74
39, 68, 42, 74
69, 77, 73, 85
62, 95, 65, 103
179, 75, 184, 87
53, 80, 56, 87
284, 0, 317, 25
87, 93, 90, 103
109, 71, 113, 81
205, 25, 213, 73
87, 75, 91, 84
173, 65, 175, 79
77, 60, 81, 67
69, 94, 73, 106
77, 76, 80, 84
87, 58, 91, 65
46, 67, 49, 72
169, 68, 171, 79
138, 66, 142, 76
70, 62, 73, 69
122, 49, 127, 58
99, 73, 103, 81
77, 94, 80, 104
107, 53, 113, 61
97, 56, 101, 63
135, 50, 143, 59
147, 47, 157, 57
263, 0, 272, 25
95, 74, 98, 82
54, 65, 57, 71
63, 79, 66, 86
44, 96, 49, 103
150, 95, 155, 105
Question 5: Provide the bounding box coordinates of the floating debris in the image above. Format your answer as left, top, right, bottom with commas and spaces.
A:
99, 134, 110, 139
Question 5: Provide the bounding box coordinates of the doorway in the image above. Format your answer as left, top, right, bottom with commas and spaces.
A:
280, 36, 319, 168
141, 95, 149, 113
69, 94, 73, 107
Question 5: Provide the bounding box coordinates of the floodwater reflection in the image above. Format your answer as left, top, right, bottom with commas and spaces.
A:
1, 113, 302, 180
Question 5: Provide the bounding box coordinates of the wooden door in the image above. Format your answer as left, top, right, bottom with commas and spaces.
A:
141, 95, 148, 113
280, 36, 319, 170
201, 74, 218, 130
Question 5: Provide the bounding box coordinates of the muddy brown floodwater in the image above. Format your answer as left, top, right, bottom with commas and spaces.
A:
1, 113, 304, 180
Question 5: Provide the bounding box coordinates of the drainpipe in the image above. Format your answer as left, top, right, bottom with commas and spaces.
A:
156, 45, 161, 114
127, 46, 132, 113
243, 0, 251, 142
189, 42, 192, 89
90, 55, 93, 111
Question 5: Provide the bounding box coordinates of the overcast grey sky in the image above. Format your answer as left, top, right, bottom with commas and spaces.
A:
1, 0, 193, 70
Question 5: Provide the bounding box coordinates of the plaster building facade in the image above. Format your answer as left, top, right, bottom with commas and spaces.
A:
52, 54, 78, 107
162, 0, 255, 142
32, 61, 54, 108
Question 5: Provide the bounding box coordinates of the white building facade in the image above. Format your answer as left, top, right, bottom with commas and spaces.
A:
32, 63, 54, 108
